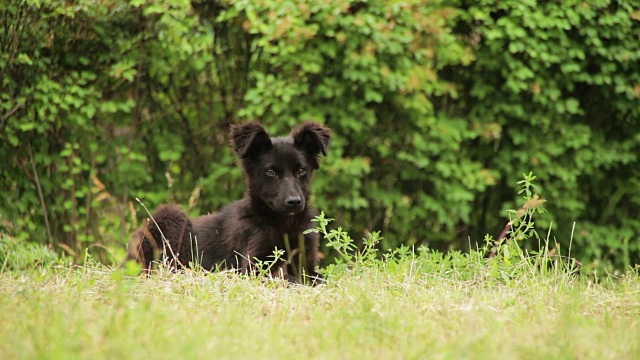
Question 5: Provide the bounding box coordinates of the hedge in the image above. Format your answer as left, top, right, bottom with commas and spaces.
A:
1, 0, 639, 270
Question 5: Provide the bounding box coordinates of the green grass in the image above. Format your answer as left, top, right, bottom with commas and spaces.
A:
2, 176, 638, 359
1, 258, 639, 360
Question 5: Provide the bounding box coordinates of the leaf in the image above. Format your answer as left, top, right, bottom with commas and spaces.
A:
364, 88, 383, 103
8, 134, 19, 146
565, 98, 580, 114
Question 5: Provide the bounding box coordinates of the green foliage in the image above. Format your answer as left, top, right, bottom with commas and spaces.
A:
0, 235, 59, 272
448, 0, 640, 270
1, 0, 639, 270
0, 0, 242, 261
228, 0, 484, 252
483, 172, 582, 283
306, 212, 381, 269
309, 173, 581, 286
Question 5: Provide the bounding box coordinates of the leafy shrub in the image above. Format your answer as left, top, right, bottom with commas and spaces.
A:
447, 0, 640, 271
1, 0, 639, 270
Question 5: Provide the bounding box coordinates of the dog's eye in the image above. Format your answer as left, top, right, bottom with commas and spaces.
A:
297, 168, 307, 176
265, 169, 276, 177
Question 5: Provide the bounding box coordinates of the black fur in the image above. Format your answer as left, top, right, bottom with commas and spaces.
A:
126, 204, 195, 270
126, 121, 331, 284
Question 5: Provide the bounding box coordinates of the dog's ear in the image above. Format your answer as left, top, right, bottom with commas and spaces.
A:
230, 122, 272, 158
292, 121, 331, 168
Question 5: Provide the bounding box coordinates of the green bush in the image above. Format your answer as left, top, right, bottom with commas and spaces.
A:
448, 0, 640, 271
1, 0, 639, 270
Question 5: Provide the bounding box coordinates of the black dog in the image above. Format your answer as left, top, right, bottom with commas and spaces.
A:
126, 121, 331, 284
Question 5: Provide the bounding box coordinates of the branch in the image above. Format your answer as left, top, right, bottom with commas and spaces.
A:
1, 103, 23, 125
28, 141, 55, 248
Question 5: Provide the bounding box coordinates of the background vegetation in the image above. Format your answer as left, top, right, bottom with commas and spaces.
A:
1, 0, 639, 271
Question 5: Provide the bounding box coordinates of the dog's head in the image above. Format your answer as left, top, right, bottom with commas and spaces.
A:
230, 121, 331, 215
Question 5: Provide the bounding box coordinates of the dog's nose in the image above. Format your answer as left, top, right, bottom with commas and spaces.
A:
285, 196, 302, 208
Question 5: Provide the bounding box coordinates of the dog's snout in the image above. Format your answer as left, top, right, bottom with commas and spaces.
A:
285, 196, 302, 208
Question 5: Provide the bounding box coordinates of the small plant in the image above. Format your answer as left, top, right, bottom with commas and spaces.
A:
243, 248, 287, 282
305, 212, 382, 267
483, 171, 581, 282
491, 172, 547, 263
304, 212, 384, 281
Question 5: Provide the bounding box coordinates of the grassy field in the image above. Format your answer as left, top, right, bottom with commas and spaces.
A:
1, 255, 639, 360
3, 176, 635, 359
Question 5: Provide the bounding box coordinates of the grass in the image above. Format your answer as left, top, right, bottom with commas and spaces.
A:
2, 175, 639, 359
1, 256, 639, 360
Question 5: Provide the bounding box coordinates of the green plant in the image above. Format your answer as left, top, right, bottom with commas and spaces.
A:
484, 172, 585, 284
248, 247, 286, 280
306, 212, 382, 270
